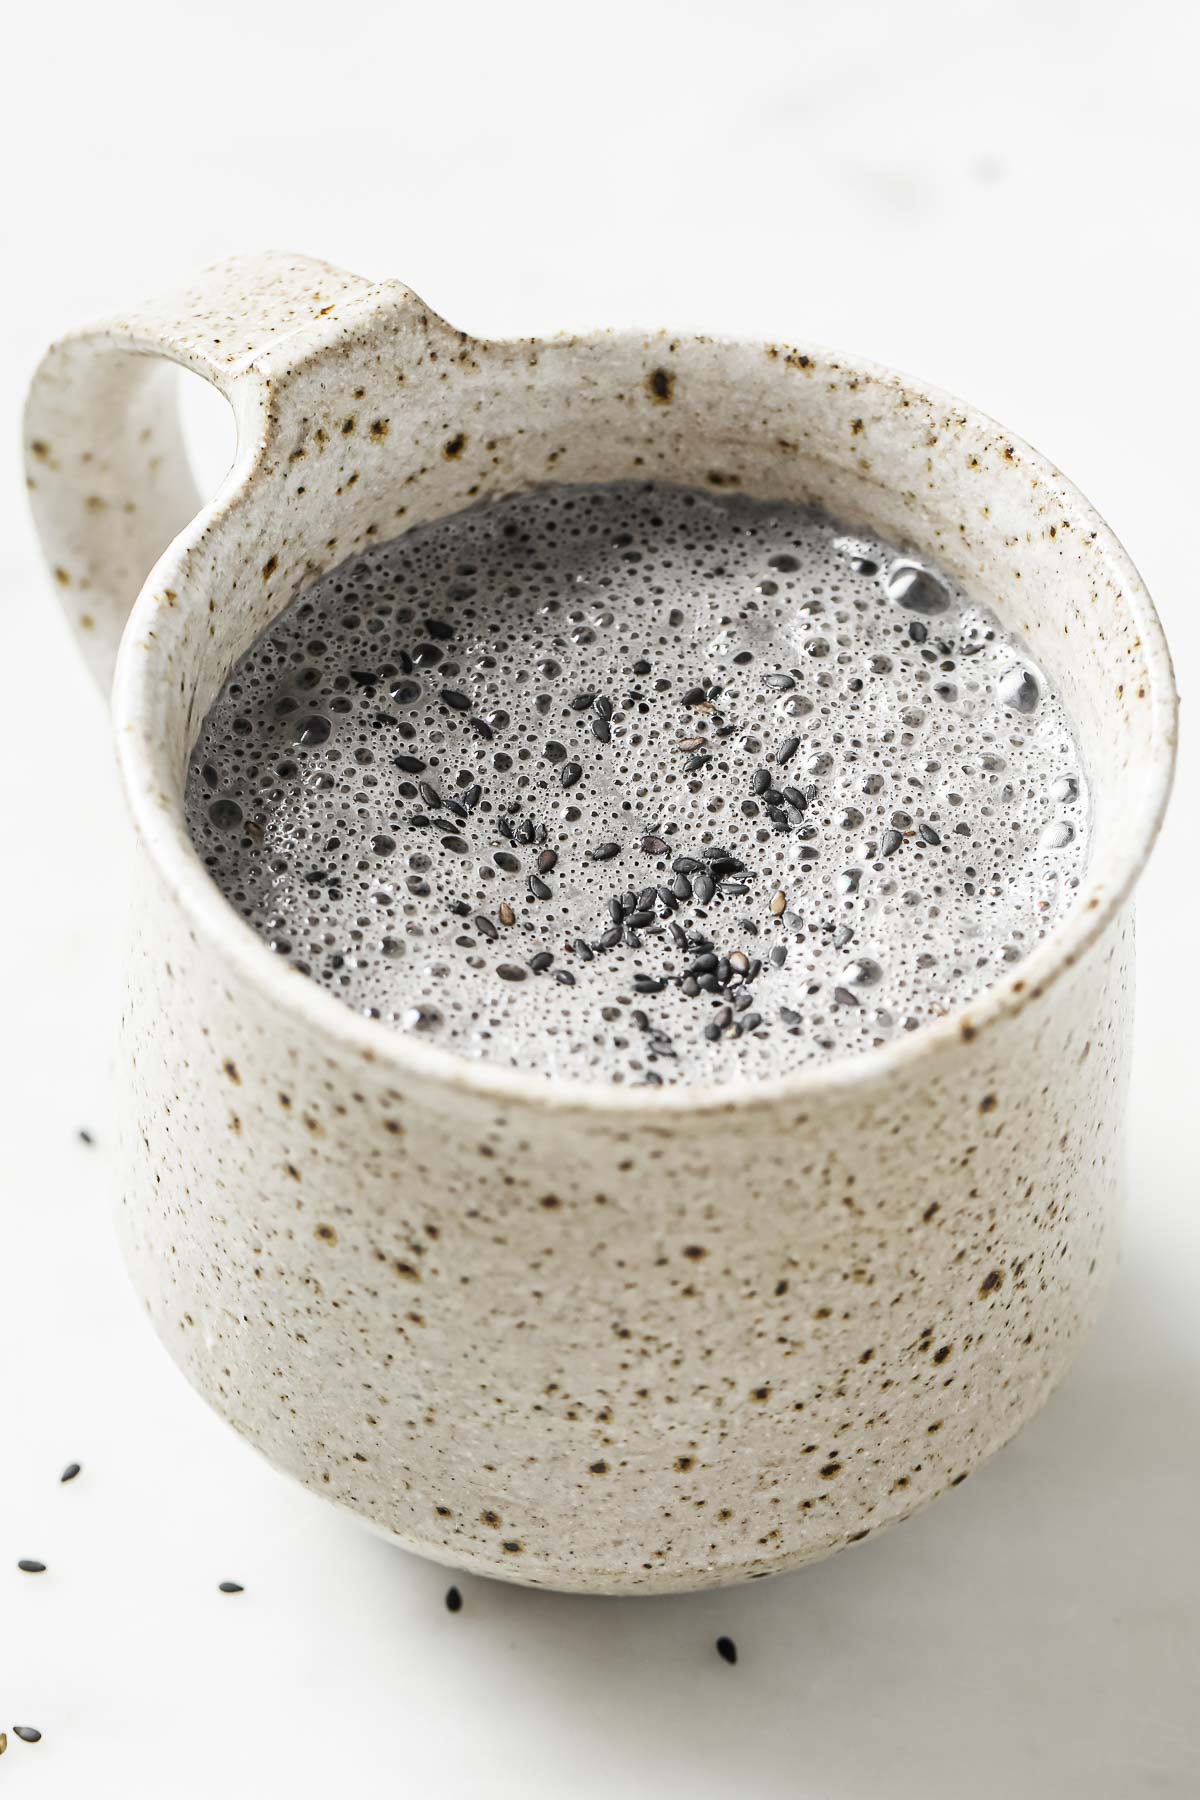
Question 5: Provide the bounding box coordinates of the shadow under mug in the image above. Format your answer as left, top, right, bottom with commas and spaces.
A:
24, 252, 1177, 1593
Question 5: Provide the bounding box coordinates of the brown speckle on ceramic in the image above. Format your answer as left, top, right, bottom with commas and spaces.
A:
21, 252, 1177, 1594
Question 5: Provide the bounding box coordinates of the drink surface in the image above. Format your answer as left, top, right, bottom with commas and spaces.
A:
185, 481, 1088, 1085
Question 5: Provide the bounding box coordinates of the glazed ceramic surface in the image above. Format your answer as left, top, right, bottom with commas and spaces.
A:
24, 253, 1177, 1593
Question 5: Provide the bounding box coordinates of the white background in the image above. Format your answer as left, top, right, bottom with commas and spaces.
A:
2, 2, 1197, 1793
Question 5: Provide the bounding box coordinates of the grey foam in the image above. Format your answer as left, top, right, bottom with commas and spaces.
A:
185, 481, 1088, 1085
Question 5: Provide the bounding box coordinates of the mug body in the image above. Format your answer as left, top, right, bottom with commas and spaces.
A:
28, 262, 1175, 1592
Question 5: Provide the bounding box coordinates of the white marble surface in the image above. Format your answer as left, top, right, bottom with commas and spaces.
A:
2, 1, 1197, 1792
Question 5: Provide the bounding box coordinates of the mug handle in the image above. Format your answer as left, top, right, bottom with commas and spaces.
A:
24, 251, 371, 694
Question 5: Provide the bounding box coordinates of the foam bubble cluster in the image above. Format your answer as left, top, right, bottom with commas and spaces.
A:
185, 481, 1089, 1085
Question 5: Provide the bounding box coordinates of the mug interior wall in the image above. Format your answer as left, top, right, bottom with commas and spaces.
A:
149, 301, 1165, 904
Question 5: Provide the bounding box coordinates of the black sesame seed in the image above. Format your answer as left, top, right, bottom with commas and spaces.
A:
469, 715, 494, 740
60, 1462, 81, 1483
626, 910, 655, 930
593, 693, 614, 720
622, 927, 642, 948
528, 875, 552, 901
553, 968, 577, 986
682, 685, 708, 705
599, 927, 622, 949
751, 769, 771, 795
218, 1580, 244, 1593
537, 849, 558, 874
543, 741, 567, 763
693, 873, 716, 904
633, 975, 666, 994
441, 688, 470, 711
574, 938, 595, 961
641, 835, 669, 856
590, 842, 622, 862
591, 716, 612, 744
684, 752, 709, 772
672, 856, 701, 874
776, 736, 800, 764
393, 753, 426, 774
770, 945, 788, 967
882, 828, 903, 857
560, 762, 583, 789
77, 1128, 95, 1145
919, 823, 941, 845
17, 1559, 46, 1573
716, 1636, 738, 1665
418, 780, 442, 808
909, 620, 928, 643
529, 952, 554, 972
13, 1726, 41, 1744
497, 964, 527, 981
571, 692, 597, 710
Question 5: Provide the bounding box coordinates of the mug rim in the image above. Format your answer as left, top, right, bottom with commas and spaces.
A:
113, 320, 1180, 1115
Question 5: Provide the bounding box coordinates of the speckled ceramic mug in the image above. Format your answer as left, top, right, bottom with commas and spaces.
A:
25, 252, 1176, 1593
